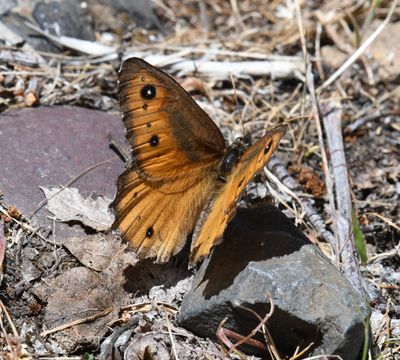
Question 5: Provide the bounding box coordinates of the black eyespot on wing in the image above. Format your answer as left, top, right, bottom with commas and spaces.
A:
146, 227, 154, 238
141, 85, 156, 99
141, 76, 145, 82
150, 135, 159, 146
264, 142, 272, 154
146, 122, 151, 127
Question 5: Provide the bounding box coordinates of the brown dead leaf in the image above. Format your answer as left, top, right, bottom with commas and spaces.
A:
32, 244, 138, 352
63, 233, 130, 271
41, 186, 114, 231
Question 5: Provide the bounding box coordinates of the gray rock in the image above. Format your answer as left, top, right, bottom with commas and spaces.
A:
0, 106, 125, 238
33, 0, 94, 40
1, 0, 95, 53
179, 205, 370, 359
0, 0, 16, 17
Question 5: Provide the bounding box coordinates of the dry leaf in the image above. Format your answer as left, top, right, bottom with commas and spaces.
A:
40, 186, 114, 231
63, 234, 130, 271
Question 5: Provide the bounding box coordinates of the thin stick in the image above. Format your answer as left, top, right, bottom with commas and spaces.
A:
216, 319, 267, 352
306, 66, 340, 266
41, 307, 113, 337
0, 205, 59, 245
322, 100, 365, 295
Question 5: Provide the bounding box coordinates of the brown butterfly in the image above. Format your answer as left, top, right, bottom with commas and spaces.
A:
112, 58, 286, 265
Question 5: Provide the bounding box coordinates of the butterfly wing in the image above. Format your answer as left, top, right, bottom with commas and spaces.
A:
113, 58, 225, 263
118, 58, 225, 186
114, 165, 216, 262
189, 124, 287, 265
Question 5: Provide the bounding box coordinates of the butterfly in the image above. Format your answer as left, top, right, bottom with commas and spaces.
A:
112, 58, 287, 265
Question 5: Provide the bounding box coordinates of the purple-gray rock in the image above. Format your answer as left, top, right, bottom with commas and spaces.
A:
0, 106, 125, 238
179, 205, 370, 359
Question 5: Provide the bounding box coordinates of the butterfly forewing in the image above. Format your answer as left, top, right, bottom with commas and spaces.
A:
118, 58, 225, 186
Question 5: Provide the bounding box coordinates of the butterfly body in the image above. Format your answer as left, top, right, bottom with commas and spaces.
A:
112, 58, 286, 264
218, 136, 251, 182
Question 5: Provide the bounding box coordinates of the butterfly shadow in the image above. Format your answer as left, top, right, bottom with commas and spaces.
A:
122, 256, 191, 295
196, 204, 312, 300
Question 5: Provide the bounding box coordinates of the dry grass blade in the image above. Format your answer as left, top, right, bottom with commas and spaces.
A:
165, 314, 179, 360
30, 156, 118, 217
364, 212, 400, 232
267, 157, 337, 246
0, 298, 19, 338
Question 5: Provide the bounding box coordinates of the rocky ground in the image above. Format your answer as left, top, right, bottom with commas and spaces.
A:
0, 0, 399, 359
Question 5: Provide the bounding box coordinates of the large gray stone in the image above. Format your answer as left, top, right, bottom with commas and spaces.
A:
179, 205, 370, 359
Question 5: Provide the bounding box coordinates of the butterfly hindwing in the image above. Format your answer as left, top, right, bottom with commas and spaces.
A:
189, 125, 287, 264
113, 164, 216, 263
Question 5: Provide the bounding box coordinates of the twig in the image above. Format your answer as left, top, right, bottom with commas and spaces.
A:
0, 205, 59, 246
230, 0, 246, 31
321, 100, 365, 295
290, 342, 315, 360
24, 21, 117, 57
0, 48, 42, 68
41, 307, 113, 337
364, 212, 400, 232
216, 318, 267, 354
0, 225, 4, 278
306, 65, 340, 266
123, 53, 304, 79
236, 301, 281, 360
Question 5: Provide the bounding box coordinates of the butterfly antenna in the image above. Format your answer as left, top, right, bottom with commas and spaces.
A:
229, 73, 246, 138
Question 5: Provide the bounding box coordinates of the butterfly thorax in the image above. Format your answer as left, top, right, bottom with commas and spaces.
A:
218, 136, 250, 182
